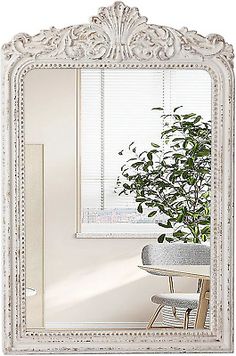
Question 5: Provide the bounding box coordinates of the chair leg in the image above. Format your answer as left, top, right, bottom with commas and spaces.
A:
183, 308, 192, 329
146, 304, 164, 329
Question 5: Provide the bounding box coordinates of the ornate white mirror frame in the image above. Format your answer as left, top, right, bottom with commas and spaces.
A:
2, 1, 234, 353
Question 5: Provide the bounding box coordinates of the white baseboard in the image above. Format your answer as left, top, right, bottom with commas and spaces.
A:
45, 321, 162, 329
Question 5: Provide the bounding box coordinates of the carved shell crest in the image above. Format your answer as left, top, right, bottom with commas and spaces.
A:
1, 1, 234, 66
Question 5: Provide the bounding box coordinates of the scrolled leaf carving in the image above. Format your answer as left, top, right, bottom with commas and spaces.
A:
131, 25, 178, 60
179, 27, 234, 64
1, 1, 234, 66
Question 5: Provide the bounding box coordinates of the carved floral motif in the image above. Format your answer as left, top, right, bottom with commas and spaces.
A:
2, 1, 234, 65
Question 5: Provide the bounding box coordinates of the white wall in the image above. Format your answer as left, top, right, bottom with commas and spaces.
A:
44, 238, 197, 327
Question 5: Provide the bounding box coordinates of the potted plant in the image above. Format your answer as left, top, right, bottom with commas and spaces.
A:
116, 106, 211, 244
115, 106, 211, 327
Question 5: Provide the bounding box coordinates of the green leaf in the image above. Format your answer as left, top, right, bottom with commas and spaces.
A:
182, 113, 196, 119
128, 141, 134, 149
123, 183, 130, 189
143, 161, 153, 170
148, 211, 157, 217
201, 226, 210, 234
158, 219, 172, 229
131, 162, 143, 168
173, 153, 184, 159
199, 220, 210, 225
139, 150, 147, 157
176, 213, 184, 223
137, 204, 143, 214
186, 158, 194, 168
174, 106, 183, 112
173, 114, 181, 121
187, 177, 196, 185
196, 149, 210, 157
136, 197, 146, 202
173, 231, 186, 238
183, 139, 195, 149
151, 142, 160, 148
182, 171, 189, 179
193, 116, 201, 124
172, 137, 184, 142
166, 237, 174, 243
158, 234, 166, 243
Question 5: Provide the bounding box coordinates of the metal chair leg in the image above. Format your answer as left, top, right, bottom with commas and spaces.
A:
146, 304, 164, 329
183, 308, 192, 329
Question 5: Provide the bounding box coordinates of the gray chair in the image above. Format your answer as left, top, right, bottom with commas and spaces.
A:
141, 243, 210, 329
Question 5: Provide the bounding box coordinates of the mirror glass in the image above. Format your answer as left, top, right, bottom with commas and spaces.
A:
24, 68, 211, 330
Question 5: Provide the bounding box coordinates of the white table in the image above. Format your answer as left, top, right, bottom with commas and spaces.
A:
138, 265, 210, 329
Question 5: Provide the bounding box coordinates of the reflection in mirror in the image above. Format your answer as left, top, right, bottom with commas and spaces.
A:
24, 68, 211, 330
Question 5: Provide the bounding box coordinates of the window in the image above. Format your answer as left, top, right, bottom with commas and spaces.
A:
78, 69, 211, 235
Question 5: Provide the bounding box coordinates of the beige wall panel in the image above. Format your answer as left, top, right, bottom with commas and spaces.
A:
24, 69, 76, 326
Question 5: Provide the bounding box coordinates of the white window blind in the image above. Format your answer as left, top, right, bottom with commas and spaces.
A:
80, 69, 211, 234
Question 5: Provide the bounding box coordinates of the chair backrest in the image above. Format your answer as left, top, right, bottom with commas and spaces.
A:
141, 243, 210, 265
